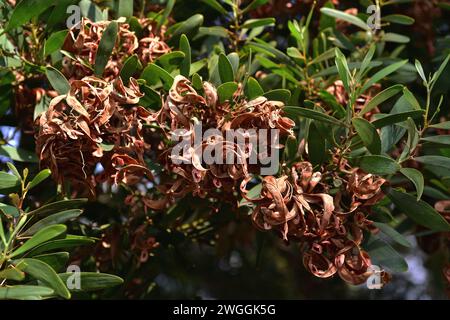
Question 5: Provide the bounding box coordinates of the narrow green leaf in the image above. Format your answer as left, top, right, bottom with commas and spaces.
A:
373, 222, 412, 248
431, 54, 450, 87
179, 35, 191, 77
0, 285, 54, 300
365, 234, 408, 272
140, 64, 174, 90
430, 121, 450, 130
46, 66, 70, 95
58, 272, 124, 292
242, 18, 275, 29
400, 168, 424, 201
383, 33, 410, 44
22, 209, 82, 237
284, 106, 345, 127
421, 135, 450, 145
382, 14, 415, 25
388, 188, 450, 232
361, 60, 408, 93
352, 118, 381, 154
0, 266, 25, 281
158, 0, 175, 28
414, 60, 427, 84
19, 258, 70, 299
359, 85, 403, 115
94, 21, 118, 76
0, 145, 38, 163
372, 110, 424, 128
33, 252, 69, 273
320, 7, 370, 31
10, 225, 67, 258
359, 155, 401, 175
414, 155, 450, 169
200, 0, 228, 15
335, 48, 351, 92
28, 169, 51, 190
117, 0, 133, 18
28, 236, 95, 256
26, 199, 87, 217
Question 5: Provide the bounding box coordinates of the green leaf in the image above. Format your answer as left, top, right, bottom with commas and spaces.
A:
169, 14, 204, 41
0, 171, 20, 192
388, 188, 450, 232
200, 0, 228, 15
28, 169, 51, 190
320, 7, 370, 31
46, 66, 70, 95
18, 258, 70, 299
94, 21, 118, 76
308, 123, 326, 166
372, 110, 424, 128
352, 118, 381, 154
263, 89, 291, 104
179, 35, 191, 77
0, 266, 25, 281
361, 60, 408, 93
430, 54, 450, 87
44, 30, 68, 57
158, 0, 175, 28
0, 203, 19, 218
309, 48, 336, 66
421, 135, 450, 145
140, 85, 162, 110
9, 225, 67, 258
197, 26, 229, 38
58, 272, 124, 291
217, 82, 238, 103
365, 234, 408, 272
383, 33, 410, 44
284, 106, 345, 127
359, 155, 401, 175
0, 285, 54, 300
414, 156, 450, 169
218, 53, 234, 83
79, 0, 105, 22
430, 121, 450, 130
359, 84, 403, 115
6, 0, 57, 31
242, 18, 275, 29
22, 209, 83, 237
140, 64, 174, 90
400, 168, 424, 201
28, 235, 95, 256
245, 77, 264, 100
242, 0, 269, 13
27, 199, 87, 217
239, 183, 262, 207
372, 222, 412, 248
402, 87, 421, 110
117, 0, 133, 18
382, 14, 415, 25
0, 145, 38, 163
414, 60, 427, 84
33, 252, 69, 272
334, 48, 351, 92
120, 55, 141, 84
156, 51, 185, 70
